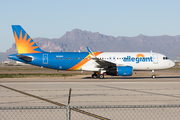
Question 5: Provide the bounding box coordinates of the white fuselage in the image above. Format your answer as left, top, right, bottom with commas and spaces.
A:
81, 52, 175, 71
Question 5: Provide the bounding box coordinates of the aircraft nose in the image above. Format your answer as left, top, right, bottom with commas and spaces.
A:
170, 60, 175, 68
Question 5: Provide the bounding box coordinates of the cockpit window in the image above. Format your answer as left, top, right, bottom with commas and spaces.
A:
163, 57, 169, 60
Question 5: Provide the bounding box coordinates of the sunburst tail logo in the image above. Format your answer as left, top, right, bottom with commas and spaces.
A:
12, 25, 45, 54
136, 54, 145, 57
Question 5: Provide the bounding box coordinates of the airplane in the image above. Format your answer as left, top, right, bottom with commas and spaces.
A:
8, 25, 175, 79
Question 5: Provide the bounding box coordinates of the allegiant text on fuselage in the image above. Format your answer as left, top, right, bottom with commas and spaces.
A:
123, 56, 153, 63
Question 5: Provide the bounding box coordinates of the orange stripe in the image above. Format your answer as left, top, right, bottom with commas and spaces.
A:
67, 52, 102, 70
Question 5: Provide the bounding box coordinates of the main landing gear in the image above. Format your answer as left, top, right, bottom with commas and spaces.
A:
92, 72, 104, 79
92, 70, 157, 79
92, 73, 98, 79
151, 70, 156, 79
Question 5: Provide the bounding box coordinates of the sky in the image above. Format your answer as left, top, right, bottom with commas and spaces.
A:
0, 0, 180, 52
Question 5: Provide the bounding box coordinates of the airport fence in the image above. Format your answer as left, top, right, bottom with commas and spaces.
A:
1, 104, 180, 120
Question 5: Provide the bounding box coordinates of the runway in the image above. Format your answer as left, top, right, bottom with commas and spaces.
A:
1, 74, 180, 82
0, 84, 109, 120
1, 76, 180, 107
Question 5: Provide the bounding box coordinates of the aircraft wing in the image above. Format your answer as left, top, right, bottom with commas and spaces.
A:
91, 57, 116, 68
87, 47, 119, 69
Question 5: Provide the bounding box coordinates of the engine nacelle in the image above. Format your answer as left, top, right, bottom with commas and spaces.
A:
117, 66, 133, 76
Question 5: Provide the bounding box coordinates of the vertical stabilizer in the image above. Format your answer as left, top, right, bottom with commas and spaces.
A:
12, 25, 45, 54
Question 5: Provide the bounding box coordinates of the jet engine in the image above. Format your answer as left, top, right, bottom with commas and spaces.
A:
106, 66, 133, 76
117, 66, 133, 76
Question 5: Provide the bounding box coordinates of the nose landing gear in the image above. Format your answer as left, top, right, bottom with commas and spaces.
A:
151, 70, 156, 79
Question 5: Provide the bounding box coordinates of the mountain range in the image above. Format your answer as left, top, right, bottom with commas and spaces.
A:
1, 29, 180, 61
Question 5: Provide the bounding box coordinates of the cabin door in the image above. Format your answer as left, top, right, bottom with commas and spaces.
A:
43, 54, 48, 64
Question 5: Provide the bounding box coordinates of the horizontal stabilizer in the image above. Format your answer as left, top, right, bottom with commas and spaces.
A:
16, 55, 32, 62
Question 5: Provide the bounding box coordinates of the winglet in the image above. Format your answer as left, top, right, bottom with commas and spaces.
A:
87, 47, 95, 57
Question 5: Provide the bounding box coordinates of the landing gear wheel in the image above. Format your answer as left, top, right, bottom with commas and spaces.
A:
151, 75, 156, 79
151, 70, 156, 79
99, 74, 104, 79
92, 74, 97, 79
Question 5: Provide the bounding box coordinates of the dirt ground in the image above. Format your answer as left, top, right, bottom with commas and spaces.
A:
0, 64, 180, 78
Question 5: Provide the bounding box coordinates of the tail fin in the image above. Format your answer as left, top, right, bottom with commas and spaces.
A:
12, 25, 45, 54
